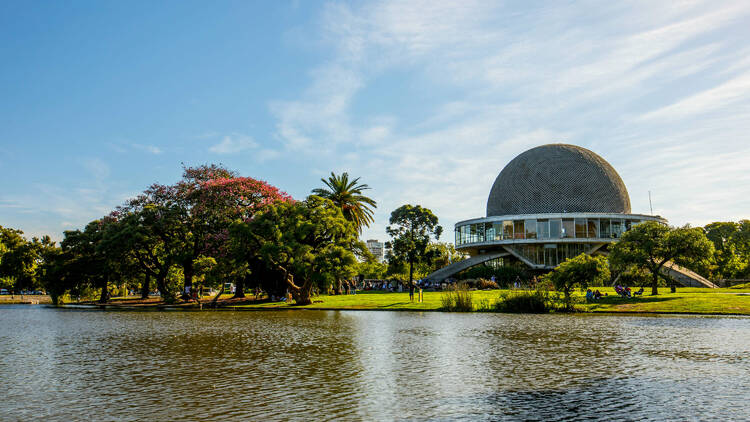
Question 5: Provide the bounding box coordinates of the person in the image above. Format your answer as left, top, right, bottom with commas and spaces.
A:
586, 289, 594, 301
633, 287, 644, 296
594, 290, 604, 299
409, 281, 415, 302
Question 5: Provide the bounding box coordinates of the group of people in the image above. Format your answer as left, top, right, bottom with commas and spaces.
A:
614, 284, 644, 297
586, 285, 645, 301
585, 289, 606, 301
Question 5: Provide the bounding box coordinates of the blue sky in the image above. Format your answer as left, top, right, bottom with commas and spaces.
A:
1, 1, 749, 242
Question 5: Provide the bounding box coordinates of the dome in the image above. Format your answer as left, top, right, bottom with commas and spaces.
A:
486, 144, 631, 216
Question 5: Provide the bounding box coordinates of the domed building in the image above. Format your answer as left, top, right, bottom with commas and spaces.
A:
427, 144, 667, 280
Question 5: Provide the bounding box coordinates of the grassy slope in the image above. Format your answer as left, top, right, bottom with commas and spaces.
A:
231, 288, 750, 315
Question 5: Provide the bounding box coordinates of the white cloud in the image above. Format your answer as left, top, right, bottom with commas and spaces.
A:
131, 143, 163, 154
209, 134, 259, 154
271, 0, 750, 243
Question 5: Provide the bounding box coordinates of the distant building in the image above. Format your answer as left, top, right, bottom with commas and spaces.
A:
366, 239, 385, 262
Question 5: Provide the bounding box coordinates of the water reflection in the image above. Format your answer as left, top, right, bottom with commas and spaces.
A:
0, 306, 748, 421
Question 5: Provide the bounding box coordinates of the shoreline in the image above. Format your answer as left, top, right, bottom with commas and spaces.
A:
6, 288, 749, 317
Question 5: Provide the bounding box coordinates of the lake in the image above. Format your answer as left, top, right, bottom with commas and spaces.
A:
1, 306, 748, 421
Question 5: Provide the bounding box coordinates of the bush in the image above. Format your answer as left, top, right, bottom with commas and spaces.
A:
440, 283, 474, 311
477, 278, 499, 289
494, 289, 553, 313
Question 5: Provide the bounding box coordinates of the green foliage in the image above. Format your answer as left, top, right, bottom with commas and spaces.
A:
417, 242, 465, 275
231, 195, 361, 305
494, 289, 555, 313
704, 220, 750, 279
610, 221, 714, 294
312, 172, 377, 234
440, 283, 473, 311
386, 204, 442, 285
357, 260, 387, 279
0, 225, 42, 292
544, 253, 610, 309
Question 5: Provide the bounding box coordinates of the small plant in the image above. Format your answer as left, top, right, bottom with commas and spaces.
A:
440, 283, 474, 311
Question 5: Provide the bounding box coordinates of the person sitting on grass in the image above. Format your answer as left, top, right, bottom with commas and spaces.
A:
633, 287, 644, 296
594, 289, 604, 299
586, 289, 594, 301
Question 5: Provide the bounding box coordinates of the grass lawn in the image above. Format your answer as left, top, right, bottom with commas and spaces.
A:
230, 287, 750, 315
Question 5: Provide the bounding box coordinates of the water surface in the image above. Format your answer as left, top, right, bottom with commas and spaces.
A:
1, 306, 748, 421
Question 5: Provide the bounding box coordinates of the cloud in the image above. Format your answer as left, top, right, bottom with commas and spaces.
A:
208, 134, 259, 154
131, 144, 163, 154
270, 0, 750, 243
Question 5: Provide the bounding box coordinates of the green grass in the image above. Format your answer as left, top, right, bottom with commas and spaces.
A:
230, 287, 750, 315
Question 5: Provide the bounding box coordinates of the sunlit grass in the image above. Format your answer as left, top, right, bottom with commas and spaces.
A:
231, 287, 750, 315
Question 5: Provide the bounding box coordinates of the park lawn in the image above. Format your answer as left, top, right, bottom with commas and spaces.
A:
231, 288, 750, 315
233, 290, 501, 311
582, 290, 750, 314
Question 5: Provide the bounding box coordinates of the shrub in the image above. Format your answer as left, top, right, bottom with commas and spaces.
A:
440, 283, 474, 311
494, 289, 553, 313
477, 278, 500, 290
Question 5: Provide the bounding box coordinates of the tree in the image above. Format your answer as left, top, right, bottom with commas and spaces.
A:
385, 204, 443, 287
0, 226, 46, 294
230, 196, 361, 305
59, 217, 126, 303
545, 253, 610, 309
102, 206, 179, 301
704, 221, 750, 279
610, 221, 714, 295
181, 167, 291, 298
312, 172, 377, 233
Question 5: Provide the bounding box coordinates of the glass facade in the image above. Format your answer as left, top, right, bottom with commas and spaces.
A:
455, 217, 647, 246
509, 243, 590, 267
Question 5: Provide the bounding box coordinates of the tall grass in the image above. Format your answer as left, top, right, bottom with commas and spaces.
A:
440, 283, 474, 311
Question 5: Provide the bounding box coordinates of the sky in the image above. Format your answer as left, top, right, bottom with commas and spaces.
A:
1, 0, 749, 243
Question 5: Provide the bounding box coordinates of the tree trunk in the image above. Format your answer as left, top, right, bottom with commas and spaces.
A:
98, 276, 110, 303
670, 278, 676, 293
156, 273, 173, 302
233, 275, 246, 298
182, 261, 194, 300
283, 270, 312, 305
651, 271, 659, 295
408, 259, 414, 285
141, 273, 151, 299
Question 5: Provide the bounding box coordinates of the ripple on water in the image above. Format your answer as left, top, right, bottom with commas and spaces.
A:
0, 307, 749, 421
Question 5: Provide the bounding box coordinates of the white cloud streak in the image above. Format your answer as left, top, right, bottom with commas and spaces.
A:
270, 0, 750, 242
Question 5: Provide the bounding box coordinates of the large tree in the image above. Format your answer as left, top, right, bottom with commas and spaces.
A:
610, 221, 714, 295
385, 204, 443, 287
312, 172, 377, 234
230, 196, 361, 305
545, 253, 610, 309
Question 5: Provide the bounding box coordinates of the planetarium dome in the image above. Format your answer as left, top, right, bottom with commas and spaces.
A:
486, 144, 631, 216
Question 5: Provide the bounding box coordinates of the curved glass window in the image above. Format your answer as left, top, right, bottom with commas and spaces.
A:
575, 218, 587, 238
550, 219, 562, 239
537, 219, 550, 239
514, 220, 525, 239
503, 221, 513, 239
587, 219, 599, 238
525, 219, 537, 239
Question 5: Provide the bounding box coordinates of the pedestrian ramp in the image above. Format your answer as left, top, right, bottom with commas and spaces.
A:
661, 262, 718, 288
425, 251, 509, 282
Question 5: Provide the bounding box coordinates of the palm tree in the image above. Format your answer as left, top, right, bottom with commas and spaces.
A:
312, 172, 377, 233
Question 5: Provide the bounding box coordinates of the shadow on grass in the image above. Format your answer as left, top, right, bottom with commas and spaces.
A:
587, 295, 678, 311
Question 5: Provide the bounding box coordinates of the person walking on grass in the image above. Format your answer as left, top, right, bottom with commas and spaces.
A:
409, 281, 415, 302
